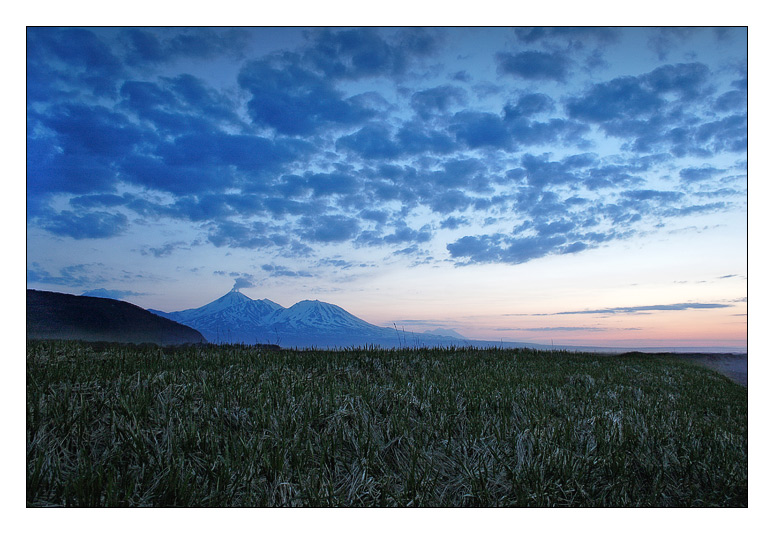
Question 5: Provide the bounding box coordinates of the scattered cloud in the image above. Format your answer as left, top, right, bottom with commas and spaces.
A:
27, 27, 746, 272
537, 302, 733, 316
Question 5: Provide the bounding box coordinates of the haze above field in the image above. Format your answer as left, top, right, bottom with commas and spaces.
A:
26, 26, 747, 350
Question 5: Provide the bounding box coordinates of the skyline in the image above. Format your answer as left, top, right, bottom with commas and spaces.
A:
26, 27, 747, 350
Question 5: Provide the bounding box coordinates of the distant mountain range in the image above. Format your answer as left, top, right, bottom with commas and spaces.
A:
149, 289, 467, 348
147, 289, 570, 350
27, 289, 206, 345
28, 288, 745, 353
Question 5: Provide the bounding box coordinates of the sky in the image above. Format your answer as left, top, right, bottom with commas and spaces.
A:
26, 26, 748, 349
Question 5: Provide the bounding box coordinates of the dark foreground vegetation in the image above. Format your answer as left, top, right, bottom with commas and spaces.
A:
27, 340, 747, 507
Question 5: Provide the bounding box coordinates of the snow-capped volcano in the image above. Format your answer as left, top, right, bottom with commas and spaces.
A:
149, 290, 471, 348
272, 300, 383, 332
149, 289, 285, 344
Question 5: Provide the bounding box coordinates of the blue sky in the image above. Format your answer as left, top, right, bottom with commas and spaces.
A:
26, 26, 748, 348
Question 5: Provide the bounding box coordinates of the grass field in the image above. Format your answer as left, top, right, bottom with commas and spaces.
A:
26, 340, 747, 507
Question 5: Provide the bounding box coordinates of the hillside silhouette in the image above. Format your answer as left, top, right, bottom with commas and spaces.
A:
27, 289, 205, 345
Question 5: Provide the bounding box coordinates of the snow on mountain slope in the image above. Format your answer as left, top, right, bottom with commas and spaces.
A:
271, 300, 384, 333
150, 290, 285, 343
149, 290, 471, 348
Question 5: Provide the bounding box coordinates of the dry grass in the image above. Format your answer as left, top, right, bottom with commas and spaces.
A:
27, 341, 747, 507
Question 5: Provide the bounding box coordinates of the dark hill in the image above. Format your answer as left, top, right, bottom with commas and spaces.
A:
27, 289, 206, 345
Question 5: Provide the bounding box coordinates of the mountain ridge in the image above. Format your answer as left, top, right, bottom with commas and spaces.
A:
149, 290, 469, 348
27, 289, 206, 345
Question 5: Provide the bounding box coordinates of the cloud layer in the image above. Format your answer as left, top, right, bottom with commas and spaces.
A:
27, 27, 747, 283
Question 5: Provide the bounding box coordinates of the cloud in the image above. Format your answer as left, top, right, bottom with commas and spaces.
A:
81, 288, 144, 299
496, 51, 571, 81
28, 262, 108, 288
208, 221, 279, 249
238, 55, 377, 135
139, 241, 190, 258
299, 214, 360, 243
411, 85, 467, 119
499, 326, 607, 332
679, 166, 724, 183
232, 275, 257, 289
302, 27, 439, 79
647, 28, 696, 60
260, 264, 313, 278
122, 28, 247, 65
513, 27, 620, 49
542, 302, 733, 315
451, 111, 512, 149
642, 63, 710, 100
447, 233, 568, 265
439, 216, 469, 230
395, 122, 458, 155
41, 211, 129, 239
564, 62, 744, 157
383, 223, 433, 245
566, 76, 664, 122
504, 93, 555, 119
27, 28, 124, 99
26, 27, 747, 275
119, 75, 241, 131
336, 124, 402, 159
69, 194, 129, 209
